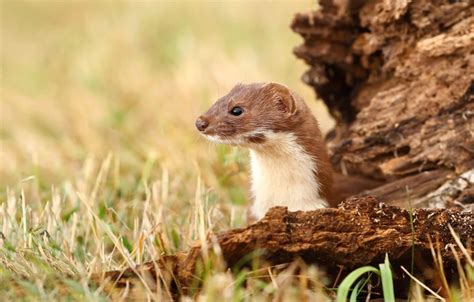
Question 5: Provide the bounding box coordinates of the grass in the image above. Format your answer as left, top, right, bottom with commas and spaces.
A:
1, 1, 472, 301
335, 254, 394, 302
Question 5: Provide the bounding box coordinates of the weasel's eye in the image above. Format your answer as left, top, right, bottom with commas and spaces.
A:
230, 106, 244, 116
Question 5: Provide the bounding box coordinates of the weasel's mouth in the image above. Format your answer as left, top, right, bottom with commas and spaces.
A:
201, 132, 266, 146
201, 134, 242, 145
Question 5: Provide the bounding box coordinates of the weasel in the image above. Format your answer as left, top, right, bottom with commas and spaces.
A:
196, 82, 337, 220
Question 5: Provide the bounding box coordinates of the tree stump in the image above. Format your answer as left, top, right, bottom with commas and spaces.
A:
291, 0, 474, 208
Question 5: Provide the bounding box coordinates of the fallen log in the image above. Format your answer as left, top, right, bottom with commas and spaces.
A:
98, 197, 473, 298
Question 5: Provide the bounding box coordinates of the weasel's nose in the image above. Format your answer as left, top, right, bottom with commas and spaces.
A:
195, 117, 209, 132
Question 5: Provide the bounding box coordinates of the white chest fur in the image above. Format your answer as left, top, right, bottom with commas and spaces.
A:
249, 132, 328, 220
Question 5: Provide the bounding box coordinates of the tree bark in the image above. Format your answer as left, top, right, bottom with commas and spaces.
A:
98, 197, 473, 298
291, 0, 474, 208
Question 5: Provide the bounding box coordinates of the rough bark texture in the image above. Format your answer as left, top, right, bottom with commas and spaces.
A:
291, 0, 474, 208
98, 197, 473, 298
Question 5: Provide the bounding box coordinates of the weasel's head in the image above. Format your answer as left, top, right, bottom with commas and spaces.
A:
195, 82, 300, 146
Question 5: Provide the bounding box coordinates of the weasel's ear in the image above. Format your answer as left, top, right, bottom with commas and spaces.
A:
262, 82, 297, 115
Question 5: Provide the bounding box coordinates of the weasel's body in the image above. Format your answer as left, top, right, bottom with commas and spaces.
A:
249, 131, 329, 219
196, 82, 335, 220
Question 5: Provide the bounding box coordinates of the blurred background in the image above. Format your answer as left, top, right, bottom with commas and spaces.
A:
1, 1, 333, 208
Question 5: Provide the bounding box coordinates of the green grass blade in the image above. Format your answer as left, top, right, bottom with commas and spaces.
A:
336, 266, 380, 302
349, 277, 367, 302
379, 254, 395, 302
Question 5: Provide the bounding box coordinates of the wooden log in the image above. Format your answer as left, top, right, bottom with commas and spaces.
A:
98, 197, 473, 297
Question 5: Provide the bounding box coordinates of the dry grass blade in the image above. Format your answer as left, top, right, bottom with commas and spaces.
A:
429, 236, 451, 300
448, 224, 473, 267
400, 266, 446, 301
447, 244, 470, 298
77, 192, 155, 297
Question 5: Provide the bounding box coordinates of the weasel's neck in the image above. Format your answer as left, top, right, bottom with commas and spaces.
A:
249, 132, 328, 220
